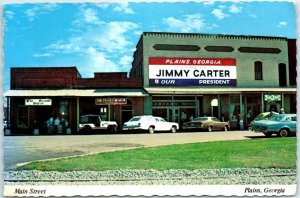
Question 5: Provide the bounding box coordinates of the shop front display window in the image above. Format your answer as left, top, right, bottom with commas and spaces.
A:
17, 106, 29, 129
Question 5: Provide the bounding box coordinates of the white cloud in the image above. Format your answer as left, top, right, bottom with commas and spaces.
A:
212, 9, 229, 20
92, 21, 138, 53
163, 14, 205, 32
24, 4, 59, 21
83, 8, 101, 24
278, 21, 288, 28
85, 47, 119, 73
33, 53, 53, 57
4, 10, 15, 19
113, 2, 134, 14
96, 3, 110, 9
249, 14, 258, 18
45, 39, 81, 53
229, 4, 242, 13
203, 2, 215, 6
119, 55, 132, 66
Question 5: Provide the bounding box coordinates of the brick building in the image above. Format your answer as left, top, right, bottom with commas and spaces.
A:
5, 67, 146, 135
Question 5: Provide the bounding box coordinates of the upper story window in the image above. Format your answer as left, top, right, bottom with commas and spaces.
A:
254, 61, 263, 80
238, 47, 281, 54
153, 44, 200, 51
204, 46, 234, 52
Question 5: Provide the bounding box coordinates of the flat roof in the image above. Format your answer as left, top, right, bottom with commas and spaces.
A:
4, 89, 149, 97
145, 87, 297, 95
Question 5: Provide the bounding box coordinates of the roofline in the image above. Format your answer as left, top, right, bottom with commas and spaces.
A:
142, 32, 288, 41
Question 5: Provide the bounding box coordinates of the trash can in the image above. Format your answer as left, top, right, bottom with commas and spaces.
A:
57, 125, 63, 134
66, 128, 71, 135
33, 129, 39, 135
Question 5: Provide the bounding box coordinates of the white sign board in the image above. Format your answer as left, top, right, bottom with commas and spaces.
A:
149, 57, 237, 86
25, 99, 52, 106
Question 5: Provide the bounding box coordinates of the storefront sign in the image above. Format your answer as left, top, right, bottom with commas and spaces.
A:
96, 98, 127, 105
264, 94, 281, 102
149, 57, 237, 86
25, 99, 52, 106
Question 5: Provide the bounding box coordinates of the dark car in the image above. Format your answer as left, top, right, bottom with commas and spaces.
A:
182, 117, 230, 132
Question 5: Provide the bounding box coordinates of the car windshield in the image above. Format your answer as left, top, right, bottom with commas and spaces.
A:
192, 117, 208, 122
269, 115, 285, 122
129, 117, 141, 122
254, 113, 268, 120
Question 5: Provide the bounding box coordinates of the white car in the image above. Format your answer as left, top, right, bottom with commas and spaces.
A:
122, 115, 179, 134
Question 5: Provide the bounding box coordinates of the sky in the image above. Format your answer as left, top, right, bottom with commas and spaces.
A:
2, 0, 297, 92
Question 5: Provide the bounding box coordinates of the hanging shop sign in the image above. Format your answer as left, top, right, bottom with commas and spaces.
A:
264, 94, 281, 102
149, 57, 237, 86
25, 99, 52, 106
95, 98, 127, 105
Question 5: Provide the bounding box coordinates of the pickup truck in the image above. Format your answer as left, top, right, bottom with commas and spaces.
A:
79, 114, 118, 133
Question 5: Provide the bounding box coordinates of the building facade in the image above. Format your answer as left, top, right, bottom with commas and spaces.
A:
130, 32, 297, 128
5, 32, 297, 135
5, 67, 146, 135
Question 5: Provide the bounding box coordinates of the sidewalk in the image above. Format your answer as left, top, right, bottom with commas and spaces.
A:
4, 131, 264, 170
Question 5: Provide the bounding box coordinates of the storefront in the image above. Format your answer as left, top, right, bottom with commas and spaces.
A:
130, 32, 297, 129
5, 89, 147, 135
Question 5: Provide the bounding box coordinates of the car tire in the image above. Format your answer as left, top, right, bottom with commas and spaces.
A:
278, 128, 290, 137
264, 133, 272, 137
170, 126, 177, 133
148, 126, 155, 134
208, 126, 212, 132
83, 126, 92, 134
107, 126, 117, 133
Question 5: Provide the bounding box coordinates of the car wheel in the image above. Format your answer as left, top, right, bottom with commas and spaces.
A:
264, 133, 272, 137
148, 126, 155, 134
107, 126, 117, 133
278, 129, 290, 137
83, 126, 92, 134
208, 126, 212, 132
170, 126, 177, 133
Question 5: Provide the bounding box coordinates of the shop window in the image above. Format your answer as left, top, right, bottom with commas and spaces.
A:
204, 46, 234, 52
17, 106, 29, 128
254, 61, 263, 80
238, 47, 281, 54
278, 63, 287, 87
153, 44, 200, 51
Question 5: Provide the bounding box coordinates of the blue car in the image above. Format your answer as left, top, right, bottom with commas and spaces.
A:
251, 114, 297, 137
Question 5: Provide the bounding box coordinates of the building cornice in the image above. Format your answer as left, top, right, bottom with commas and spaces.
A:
143, 32, 287, 41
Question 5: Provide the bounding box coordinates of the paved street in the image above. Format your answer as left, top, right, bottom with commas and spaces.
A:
4, 131, 265, 170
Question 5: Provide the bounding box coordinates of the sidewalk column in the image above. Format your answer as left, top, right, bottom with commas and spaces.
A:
77, 97, 80, 132
261, 93, 264, 112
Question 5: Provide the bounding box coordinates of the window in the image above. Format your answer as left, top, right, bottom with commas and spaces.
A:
238, 47, 281, 54
278, 63, 287, 87
153, 44, 200, 51
17, 106, 29, 128
204, 46, 234, 52
254, 61, 263, 80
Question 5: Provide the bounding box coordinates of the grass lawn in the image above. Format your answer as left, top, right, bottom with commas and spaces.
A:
18, 137, 297, 171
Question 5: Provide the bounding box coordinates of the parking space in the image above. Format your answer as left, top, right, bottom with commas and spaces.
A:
4, 131, 264, 170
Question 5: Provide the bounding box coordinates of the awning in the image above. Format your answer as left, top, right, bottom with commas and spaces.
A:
145, 87, 297, 95
4, 89, 149, 97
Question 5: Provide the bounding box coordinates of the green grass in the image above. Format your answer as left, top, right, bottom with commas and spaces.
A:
18, 137, 297, 171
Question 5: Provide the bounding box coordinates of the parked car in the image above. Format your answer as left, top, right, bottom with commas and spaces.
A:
79, 114, 118, 133
251, 114, 296, 137
248, 112, 279, 130
182, 117, 230, 132
122, 115, 179, 134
